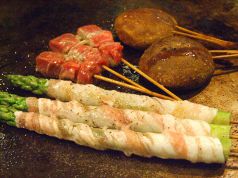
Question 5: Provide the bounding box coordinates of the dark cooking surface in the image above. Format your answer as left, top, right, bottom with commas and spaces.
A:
0, 0, 238, 177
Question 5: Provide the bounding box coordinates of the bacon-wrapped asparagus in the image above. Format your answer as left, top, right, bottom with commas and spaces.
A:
7, 75, 231, 125
0, 92, 230, 138
0, 105, 231, 163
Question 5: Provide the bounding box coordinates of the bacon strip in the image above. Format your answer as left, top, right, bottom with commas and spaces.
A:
14, 111, 225, 163
46, 79, 218, 123
25, 97, 211, 136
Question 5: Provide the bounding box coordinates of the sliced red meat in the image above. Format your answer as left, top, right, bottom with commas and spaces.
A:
89, 30, 114, 47
77, 25, 102, 33
59, 61, 80, 81
36, 51, 64, 78
66, 43, 108, 66
99, 42, 123, 66
49, 33, 78, 53
77, 25, 113, 47
77, 61, 102, 84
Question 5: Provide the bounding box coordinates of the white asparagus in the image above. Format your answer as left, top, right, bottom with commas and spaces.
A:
46, 79, 218, 123
14, 111, 225, 163
26, 97, 211, 136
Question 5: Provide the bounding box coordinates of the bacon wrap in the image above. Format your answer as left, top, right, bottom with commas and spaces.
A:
25, 97, 211, 136
46, 79, 218, 123
14, 111, 225, 163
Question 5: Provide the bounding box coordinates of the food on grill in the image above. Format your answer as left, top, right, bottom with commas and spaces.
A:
7, 75, 231, 125
0, 105, 231, 163
139, 36, 215, 90
0, 92, 231, 138
115, 8, 177, 49
36, 25, 123, 84
114, 8, 237, 49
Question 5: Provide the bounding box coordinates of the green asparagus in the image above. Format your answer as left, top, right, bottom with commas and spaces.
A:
0, 104, 232, 163
0, 91, 232, 139
6, 75, 231, 125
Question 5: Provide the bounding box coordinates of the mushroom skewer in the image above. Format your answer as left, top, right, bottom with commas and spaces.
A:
0, 105, 234, 164
114, 8, 237, 49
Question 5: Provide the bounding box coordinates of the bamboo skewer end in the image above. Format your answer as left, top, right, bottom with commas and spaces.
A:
174, 26, 237, 48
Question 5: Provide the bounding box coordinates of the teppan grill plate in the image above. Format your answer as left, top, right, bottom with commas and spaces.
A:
0, 0, 238, 177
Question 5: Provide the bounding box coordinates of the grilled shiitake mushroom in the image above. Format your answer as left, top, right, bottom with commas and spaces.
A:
115, 8, 177, 49
139, 36, 215, 90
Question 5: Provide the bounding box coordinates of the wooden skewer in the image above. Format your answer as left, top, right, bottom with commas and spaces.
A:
173, 31, 237, 48
121, 58, 182, 101
175, 26, 237, 48
94, 74, 174, 100
102, 65, 147, 91
213, 69, 238, 76
212, 54, 238, 59
209, 50, 238, 54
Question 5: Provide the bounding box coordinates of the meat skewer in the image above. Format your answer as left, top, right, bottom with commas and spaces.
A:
0, 105, 233, 164
7, 75, 235, 125
39, 25, 180, 100
0, 92, 233, 139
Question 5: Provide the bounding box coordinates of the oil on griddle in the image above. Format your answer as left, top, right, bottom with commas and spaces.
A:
0, 0, 238, 177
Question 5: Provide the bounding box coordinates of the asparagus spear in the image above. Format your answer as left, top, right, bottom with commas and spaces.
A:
0, 91, 231, 139
7, 75, 231, 125
0, 104, 231, 163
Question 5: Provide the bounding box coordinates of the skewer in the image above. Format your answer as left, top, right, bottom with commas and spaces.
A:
94, 74, 174, 101
212, 54, 238, 59
175, 26, 237, 48
209, 50, 238, 54
121, 58, 182, 101
102, 65, 148, 91
102, 65, 177, 99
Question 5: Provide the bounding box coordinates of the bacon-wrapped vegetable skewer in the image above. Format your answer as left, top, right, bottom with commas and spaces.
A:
7, 75, 233, 125
0, 105, 232, 163
0, 91, 232, 139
